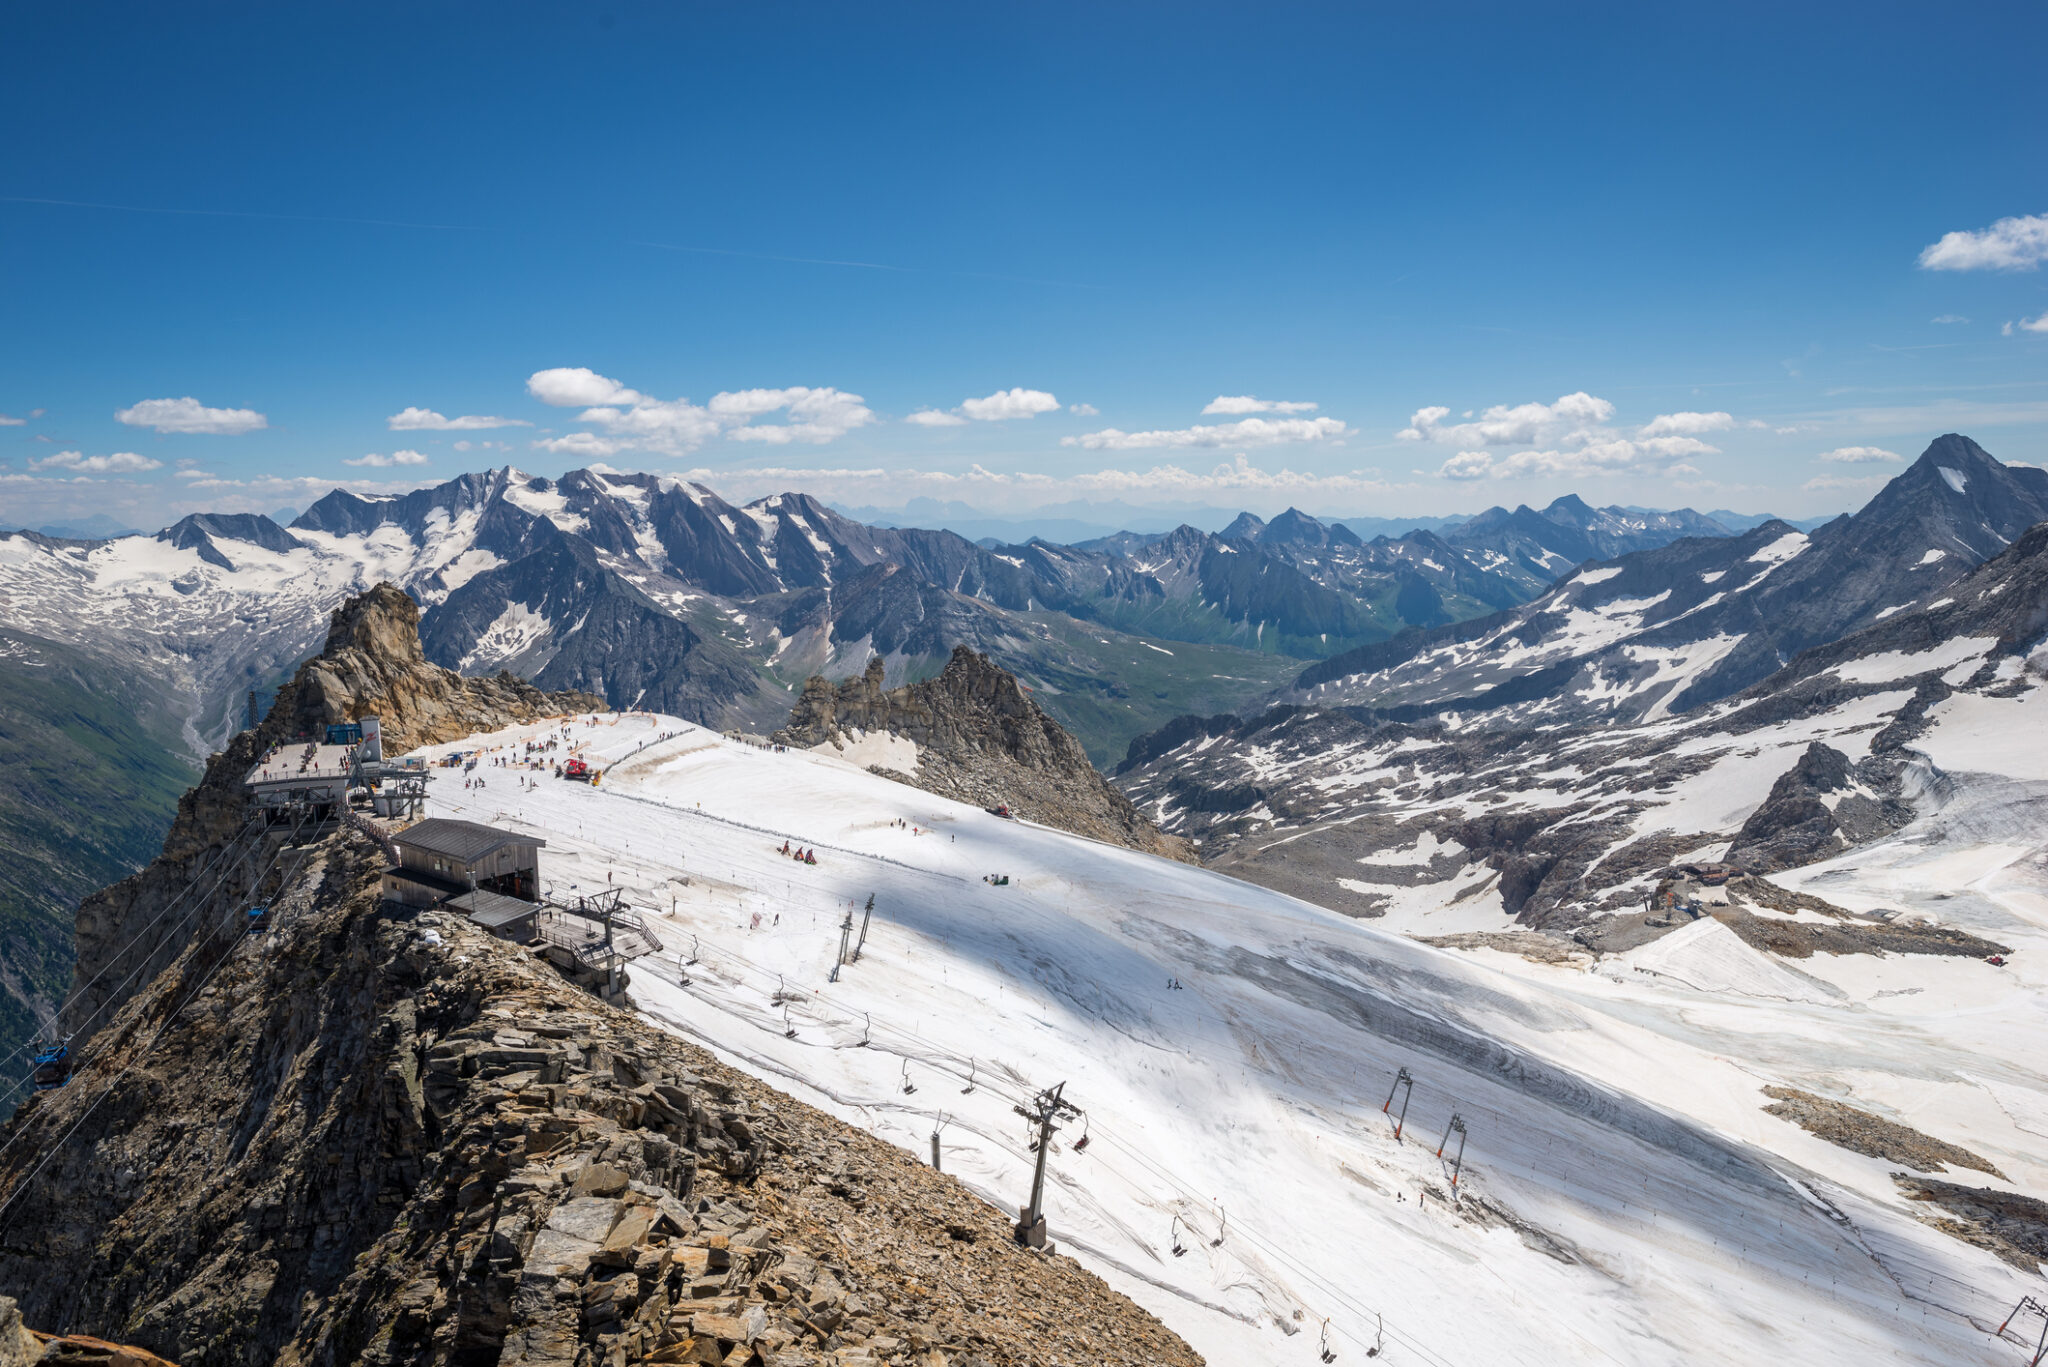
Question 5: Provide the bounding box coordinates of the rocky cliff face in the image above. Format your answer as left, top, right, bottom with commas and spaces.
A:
1722, 742, 1913, 873
63, 583, 603, 1044
774, 649, 1194, 863
0, 828, 1201, 1367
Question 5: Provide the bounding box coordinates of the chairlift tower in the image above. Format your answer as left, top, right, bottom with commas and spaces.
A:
853, 893, 875, 960
1013, 1081, 1080, 1249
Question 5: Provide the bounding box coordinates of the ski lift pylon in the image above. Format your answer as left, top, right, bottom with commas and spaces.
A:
1383, 1066, 1414, 1141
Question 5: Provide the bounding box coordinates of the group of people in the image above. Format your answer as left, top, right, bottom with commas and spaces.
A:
778, 840, 819, 865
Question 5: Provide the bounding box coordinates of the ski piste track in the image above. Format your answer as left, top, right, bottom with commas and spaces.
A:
413, 710, 2048, 1367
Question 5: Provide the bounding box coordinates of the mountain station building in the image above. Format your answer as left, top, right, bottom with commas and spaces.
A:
381, 817, 545, 908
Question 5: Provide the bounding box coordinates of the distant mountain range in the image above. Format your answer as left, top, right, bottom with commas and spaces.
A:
1115, 434, 2048, 934
0, 469, 1763, 771
0, 431, 2035, 1119
1282, 434, 2048, 727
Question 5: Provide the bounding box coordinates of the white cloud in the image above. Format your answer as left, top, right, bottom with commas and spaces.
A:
525, 369, 873, 455
1398, 392, 1614, 446
958, 387, 1062, 421
1931, 314, 1970, 324
1815, 445, 1902, 464
528, 367, 642, 407
716, 387, 876, 444
1201, 395, 1319, 415
2018, 310, 2048, 334
387, 406, 531, 431
1637, 410, 1735, 438
1430, 435, 1718, 482
1439, 451, 1494, 480
1068, 402, 1099, 416
174, 468, 216, 479
666, 453, 1404, 510
533, 431, 631, 458
1917, 213, 2048, 271
1405, 392, 1732, 481
1063, 415, 1350, 451
115, 396, 268, 435
345, 449, 430, 467
906, 409, 968, 427
31, 450, 163, 472
1802, 473, 1889, 493
0, 413, 24, 426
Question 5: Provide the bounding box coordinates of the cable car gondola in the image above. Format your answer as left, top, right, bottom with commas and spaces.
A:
246, 905, 271, 937
30, 1042, 71, 1091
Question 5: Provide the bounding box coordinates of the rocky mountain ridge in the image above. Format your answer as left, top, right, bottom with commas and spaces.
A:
63, 584, 603, 1046
1286, 435, 2048, 728
0, 830, 1199, 1367
1115, 507, 2048, 951
775, 648, 1194, 862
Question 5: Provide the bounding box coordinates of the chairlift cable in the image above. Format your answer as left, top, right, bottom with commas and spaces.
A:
644, 929, 1461, 1363
0, 809, 312, 1110
0, 831, 323, 1233
0, 813, 263, 1078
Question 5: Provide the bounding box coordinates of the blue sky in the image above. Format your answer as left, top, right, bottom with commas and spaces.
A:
4, 1, 2045, 531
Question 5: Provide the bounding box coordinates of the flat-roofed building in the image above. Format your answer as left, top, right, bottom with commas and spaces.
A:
381, 817, 545, 908
445, 888, 540, 943
244, 739, 360, 813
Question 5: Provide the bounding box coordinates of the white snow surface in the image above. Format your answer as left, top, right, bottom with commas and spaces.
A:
407, 711, 2044, 1367
1747, 531, 1809, 567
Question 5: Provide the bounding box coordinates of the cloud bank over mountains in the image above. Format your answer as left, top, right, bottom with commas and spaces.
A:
1400, 391, 1742, 482
525, 368, 877, 457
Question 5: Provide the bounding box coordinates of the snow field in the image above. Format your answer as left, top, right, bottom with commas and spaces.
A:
412, 714, 2040, 1367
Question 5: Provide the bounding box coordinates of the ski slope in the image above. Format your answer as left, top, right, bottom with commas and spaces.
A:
413, 713, 2046, 1367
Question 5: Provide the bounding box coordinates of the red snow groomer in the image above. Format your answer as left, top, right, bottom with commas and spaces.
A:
986, 804, 1013, 819
563, 757, 596, 783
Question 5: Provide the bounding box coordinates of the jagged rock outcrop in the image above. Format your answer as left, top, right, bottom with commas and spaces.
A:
293, 583, 604, 754
1723, 742, 1912, 873
775, 649, 1194, 862
0, 1298, 38, 1366
63, 584, 602, 1045
0, 830, 1201, 1367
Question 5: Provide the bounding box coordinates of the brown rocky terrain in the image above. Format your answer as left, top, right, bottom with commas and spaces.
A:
63, 584, 603, 1045
774, 650, 1193, 863
1761, 1086, 2004, 1177
0, 827, 1201, 1367
1894, 1176, 2048, 1273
